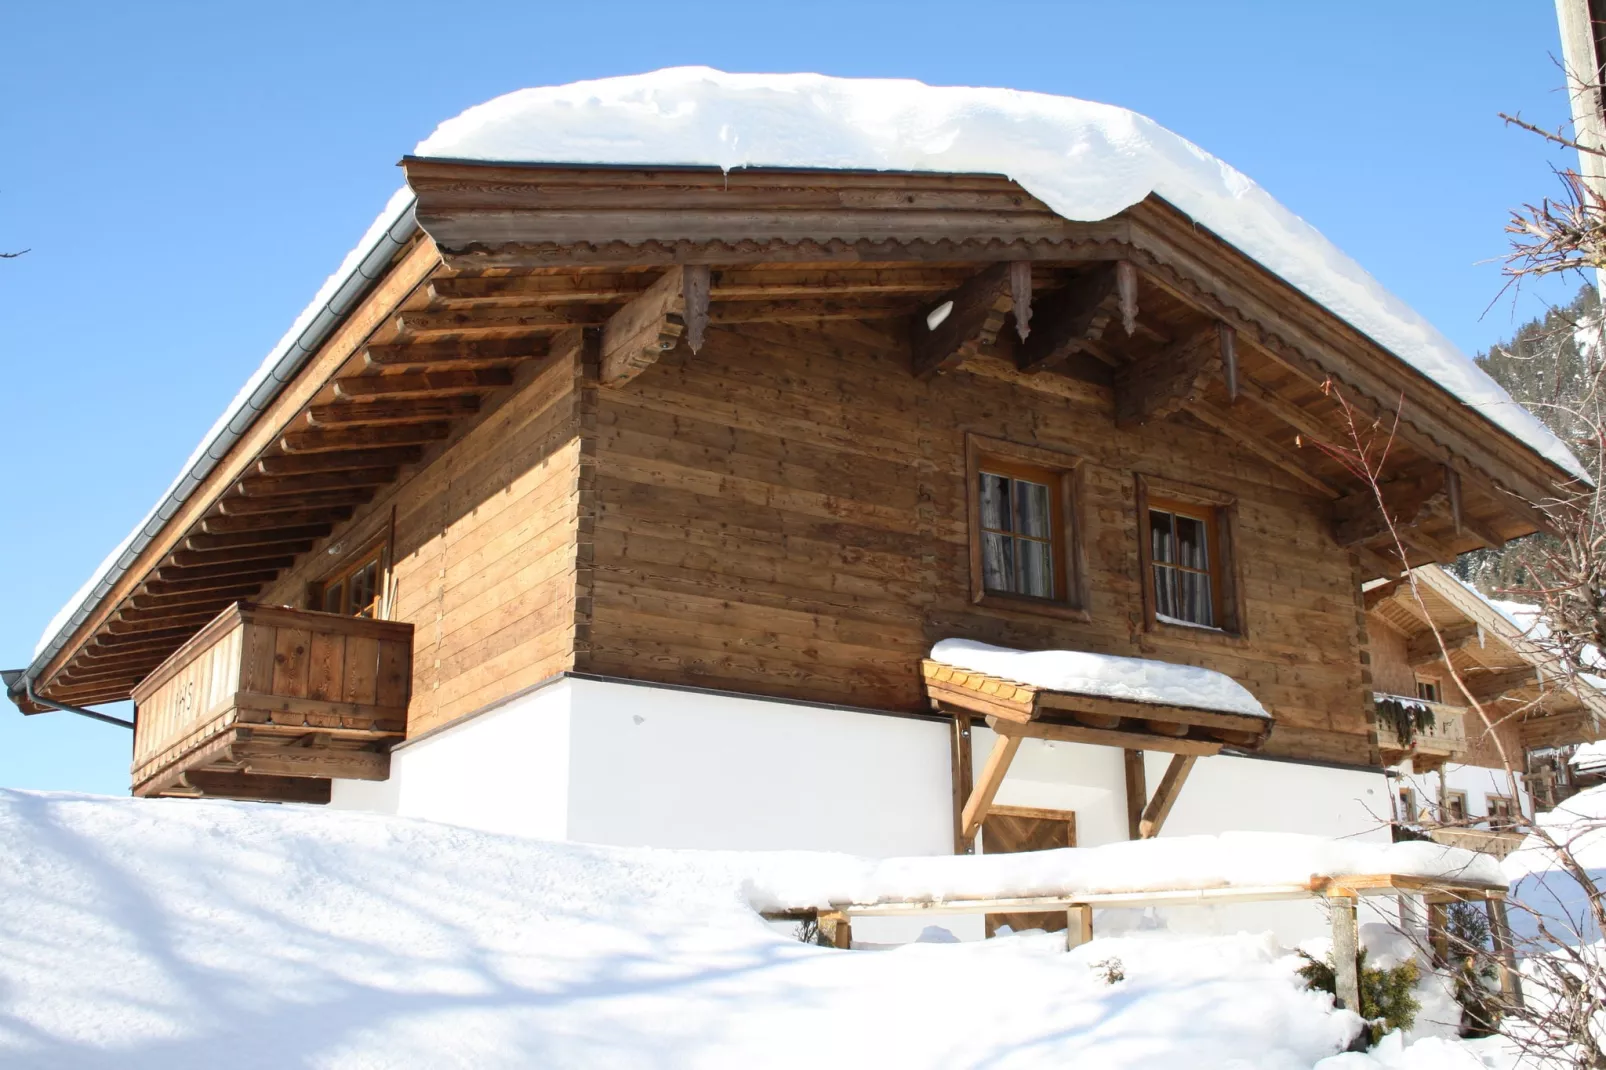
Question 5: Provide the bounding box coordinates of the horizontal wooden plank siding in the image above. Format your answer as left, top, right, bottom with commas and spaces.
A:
581, 320, 1372, 763
257, 343, 586, 737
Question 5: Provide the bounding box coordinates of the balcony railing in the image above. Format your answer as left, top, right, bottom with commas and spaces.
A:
1428, 827, 1526, 860
1374, 695, 1468, 759
130, 603, 413, 802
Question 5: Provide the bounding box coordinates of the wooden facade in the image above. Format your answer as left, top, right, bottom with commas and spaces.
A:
12, 162, 1583, 800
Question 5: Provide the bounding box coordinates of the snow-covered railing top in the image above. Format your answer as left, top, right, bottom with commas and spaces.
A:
740, 830, 1505, 915
932, 639, 1267, 719
414, 66, 1586, 485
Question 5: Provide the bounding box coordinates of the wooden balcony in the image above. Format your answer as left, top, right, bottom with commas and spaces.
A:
1427, 826, 1526, 860
129, 603, 413, 803
1375, 695, 1467, 770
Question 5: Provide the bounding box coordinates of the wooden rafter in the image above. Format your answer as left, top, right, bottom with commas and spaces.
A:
1185, 400, 1340, 498
1113, 325, 1219, 428
1014, 263, 1121, 373
912, 262, 1016, 379
600, 265, 711, 386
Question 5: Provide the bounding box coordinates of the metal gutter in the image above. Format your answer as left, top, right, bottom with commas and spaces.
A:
10, 195, 420, 707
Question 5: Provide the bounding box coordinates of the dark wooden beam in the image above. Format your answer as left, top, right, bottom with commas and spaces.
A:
1014, 263, 1121, 374
1457, 666, 1542, 704
599, 265, 711, 386
115, 598, 243, 625
363, 337, 546, 368
255, 447, 423, 477
175, 770, 332, 805
183, 526, 333, 553
281, 423, 451, 454
912, 262, 1016, 379
236, 469, 397, 498
1406, 622, 1481, 666
200, 507, 355, 534
127, 584, 263, 612
332, 368, 513, 401
217, 489, 374, 516
1124, 749, 1147, 840
1331, 469, 1448, 547
155, 555, 296, 582
89, 624, 201, 650
142, 570, 282, 597
104, 609, 223, 636
305, 396, 480, 428
1114, 325, 1219, 428
1219, 323, 1239, 403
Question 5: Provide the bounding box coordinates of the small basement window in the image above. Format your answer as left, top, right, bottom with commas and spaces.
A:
311, 543, 386, 618
964, 434, 1085, 617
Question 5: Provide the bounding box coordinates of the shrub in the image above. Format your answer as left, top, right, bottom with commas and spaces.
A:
1298, 949, 1420, 1048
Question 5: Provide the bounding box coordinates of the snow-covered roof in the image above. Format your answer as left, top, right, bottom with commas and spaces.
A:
418, 67, 1588, 485
930, 638, 1268, 719
1570, 739, 1606, 774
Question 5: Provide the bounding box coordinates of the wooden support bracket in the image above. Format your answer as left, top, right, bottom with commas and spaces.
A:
913, 262, 1016, 378
600, 265, 711, 387
1015, 262, 1121, 373
1113, 325, 1219, 428
959, 732, 1023, 848
1138, 753, 1196, 838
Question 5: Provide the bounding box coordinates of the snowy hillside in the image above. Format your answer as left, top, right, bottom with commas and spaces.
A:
0, 790, 1511, 1068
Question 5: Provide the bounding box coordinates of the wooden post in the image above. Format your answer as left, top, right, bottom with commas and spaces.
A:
960, 733, 1023, 847
1486, 895, 1523, 1006
1138, 753, 1196, 838
1066, 905, 1094, 950
1219, 323, 1239, 403
1123, 749, 1147, 840
819, 911, 852, 950
1425, 899, 1449, 968
950, 713, 975, 855
1330, 895, 1362, 1014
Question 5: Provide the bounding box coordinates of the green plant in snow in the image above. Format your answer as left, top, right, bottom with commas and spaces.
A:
1298, 949, 1421, 1048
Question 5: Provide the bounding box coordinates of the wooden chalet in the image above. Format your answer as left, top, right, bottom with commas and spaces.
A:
1369, 565, 1606, 854
7, 77, 1583, 889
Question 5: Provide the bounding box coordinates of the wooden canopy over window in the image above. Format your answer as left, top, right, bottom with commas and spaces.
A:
921, 658, 1272, 755
16, 160, 1579, 716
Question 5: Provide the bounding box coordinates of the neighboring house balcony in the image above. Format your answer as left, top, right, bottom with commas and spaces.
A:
1425, 826, 1526, 860
129, 603, 413, 803
1374, 693, 1468, 770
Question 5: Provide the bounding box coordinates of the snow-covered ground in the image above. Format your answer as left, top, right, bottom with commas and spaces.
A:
0, 789, 1520, 1068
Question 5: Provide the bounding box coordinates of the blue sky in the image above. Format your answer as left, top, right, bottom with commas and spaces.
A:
0, 1, 1589, 795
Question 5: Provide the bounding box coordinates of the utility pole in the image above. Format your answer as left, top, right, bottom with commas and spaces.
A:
1556, 0, 1606, 294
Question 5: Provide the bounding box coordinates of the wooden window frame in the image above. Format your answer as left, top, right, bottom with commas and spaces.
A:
965, 434, 1088, 621
1135, 474, 1245, 639
1414, 676, 1442, 704
1397, 786, 1417, 823
1485, 793, 1517, 828
308, 539, 388, 619
1443, 789, 1468, 823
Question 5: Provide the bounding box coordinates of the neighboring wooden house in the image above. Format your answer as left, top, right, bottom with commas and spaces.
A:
5, 74, 1584, 889
1367, 564, 1606, 856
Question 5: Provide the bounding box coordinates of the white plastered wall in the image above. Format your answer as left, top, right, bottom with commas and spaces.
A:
1392, 761, 1529, 824
333, 677, 1392, 946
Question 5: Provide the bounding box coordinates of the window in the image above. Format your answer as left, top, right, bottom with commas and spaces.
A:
978, 463, 1060, 600
1443, 790, 1468, 823
1148, 500, 1219, 627
965, 435, 1085, 616
1136, 476, 1241, 635
1415, 678, 1441, 703
1486, 794, 1517, 828
311, 543, 386, 618
1397, 787, 1418, 823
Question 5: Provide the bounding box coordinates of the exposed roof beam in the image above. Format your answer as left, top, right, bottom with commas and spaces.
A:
1113, 325, 1219, 428
600, 265, 711, 386
364, 337, 547, 368
306, 396, 480, 428
216, 489, 375, 516
155, 555, 296, 582
280, 423, 451, 454
236, 469, 397, 498
912, 262, 1017, 379
1406, 621, 1481, 666
333, 368, 513, 401
1185, 400, 1340, 498
1331, 469, 1448, 547
183, 526, 333, 553
1014, 263, 1121, 374
200, 507, 355, 534
255, 447, 423, 476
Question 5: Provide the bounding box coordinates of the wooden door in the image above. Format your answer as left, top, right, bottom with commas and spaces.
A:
982, 805, 1077, 936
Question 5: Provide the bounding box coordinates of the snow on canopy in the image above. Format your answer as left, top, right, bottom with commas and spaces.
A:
931, 637, 1269, 719
415, 66, 1589, 485
0, 790, 1498, 1067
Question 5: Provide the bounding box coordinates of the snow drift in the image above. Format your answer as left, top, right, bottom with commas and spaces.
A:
0, 789, 1504, 1068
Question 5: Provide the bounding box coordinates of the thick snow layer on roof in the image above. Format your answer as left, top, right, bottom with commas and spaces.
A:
0, 790, 1506, 1067
931, 637, 1269, 719
31, 189, 416, 659
1571, 740, 1606, 773
416, 67, 1588, 484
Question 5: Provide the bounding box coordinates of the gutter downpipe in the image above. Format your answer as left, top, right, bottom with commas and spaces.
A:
7, 195, 419, 711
